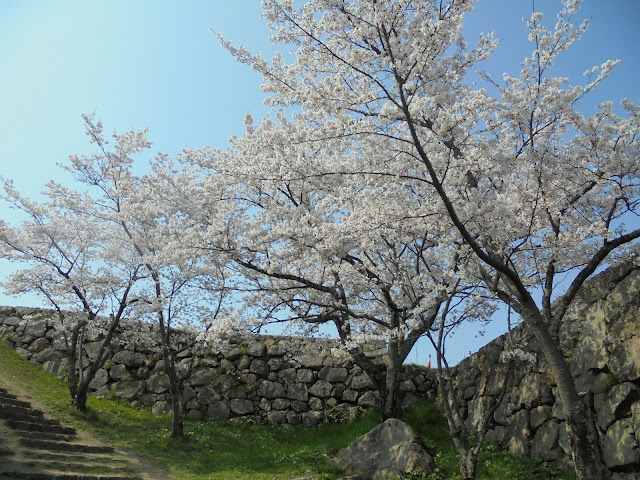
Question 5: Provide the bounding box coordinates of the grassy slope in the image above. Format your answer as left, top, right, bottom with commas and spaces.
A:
0, 339, 574, 480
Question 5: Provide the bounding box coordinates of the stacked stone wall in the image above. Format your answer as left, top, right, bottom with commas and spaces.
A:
453, 263, 640, 479
0, 307, 436, 427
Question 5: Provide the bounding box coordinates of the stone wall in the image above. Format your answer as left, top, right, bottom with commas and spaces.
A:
0, 307, 436, 427
453, 263, 640, 479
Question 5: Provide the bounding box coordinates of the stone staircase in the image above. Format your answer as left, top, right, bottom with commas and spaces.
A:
0, 386, 144, 480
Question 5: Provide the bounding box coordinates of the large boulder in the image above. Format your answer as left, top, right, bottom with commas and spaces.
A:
334, 418, 435, 480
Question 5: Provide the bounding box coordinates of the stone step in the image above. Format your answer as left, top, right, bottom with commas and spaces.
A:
0, 408, 59, 425
19, 438, 115, 455
6, 419, 76, 435
0, 472, 143, 480
24, 452, 129, 465
0, 397, 37, 410
31, 461, 134, 474
14, 430, 75, 442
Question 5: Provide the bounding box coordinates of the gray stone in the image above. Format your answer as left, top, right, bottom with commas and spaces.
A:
465, 396, 495, 432
518, 373, 553, 408
299, 354, 325, 370
42, 360, 68, 377
24, 322, 47, 338
250, 359, 269, 378
334, 419, 435, 480
287, 384, 309, 402
267, 410, 287, 424
258, 398, 271, 412
257, 380, 286, 399
530, 405, 553, 430
112, 350, 146, 368
152, 401, 171, 415
309, 380, 333, 398
272, 398, 290, 410
198, 385, 221, 405
505, 410, 530, 456
182, 386, 196, 402
148, 374, 171, 394
597, 382, 639, 431
350, 372, 375, 390
207, 400, 231, 420
602, 418, 640, 469
139, 394, 157, 407
342, 389, 359, 403
277, 367, 297, 384
187, 409, 205, 421
291, 400, 308, 413
319, 366, 348, 383
332, 404, 360, 421
230, 398, 255, 415
247, 341, 266, 357
113, 380, 145, 400
302, 410, 324, 427
237, 355, 251, 371
30, 337, 50, 353
88, 368, 109, 391
190, 367, 217, 386
358, 391, 378, 408
296, 368, 315, 383
610, 337, 640, 382
309, 397, 323, 411
267, 344, 285, 357
109, 364, 128, 381
286, 411, 301, 425
84, 341, 104, 361
35, 347, 62, 363
531, 421, 560, 460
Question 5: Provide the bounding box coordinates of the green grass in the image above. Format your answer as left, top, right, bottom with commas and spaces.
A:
0, 339, 574, 480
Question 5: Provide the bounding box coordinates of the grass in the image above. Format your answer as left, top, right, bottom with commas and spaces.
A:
0, 339, 574, 480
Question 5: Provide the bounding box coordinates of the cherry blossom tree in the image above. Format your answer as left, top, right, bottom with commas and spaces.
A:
69, 117, 232, 437
177, 116, 484, 421
0, 173, 143, 412
220, 1, 639, 478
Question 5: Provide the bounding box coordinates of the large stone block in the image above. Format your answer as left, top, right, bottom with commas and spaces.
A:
257, 380, 286, 399
113, 380, 145, 401
319, 366, 348, 383
230, 399, 255, 415
207, 400, 230, 420
112, 350, 146, 368
148, 374, 171, 394
309, 379, 333, 398
602, 418, 640, 469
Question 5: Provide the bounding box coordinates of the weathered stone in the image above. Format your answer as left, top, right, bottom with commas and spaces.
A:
207, 400, 230, 420
198, 385, 221, 405
152, 401, 171, 415
228, 385, 247, 399
30, 337, 50, 353
230, 398, 255, 415
190, 367, 217, 386
267, 410, 287, 424
187, 409, 205, 421
505, 410, 530, 456
35, 347, 62, 363
302, 410, 324, 427
257, 380, 286, 399
112, 350, 146, 368
299, 354, 325, 370
465, 396, 495, 432
287, 384, 308, 402
350, 372, 375, 390
24, 322, 47, 338
42, 360, 68, 377
113, 380, 145, 400
109, 364, 128, 381
602, 418, 640, 469
342, 389, 359, 403
237, 355, 251, 371
291, 400, 308, 413
286, 411, 301, 425
250, 359, 269, 378
88, 368, 109, 391
309, 397, 323, 411
182, 385, 196, 402
531, 421, 560, 460
334, 419, 435, 480
309, 379, 333, 398
277, 367, 297, 384
272, 398, 290, 410
494, 390, 519, 425
332, 404, 360, 421
601, 382, 640, 432
247, 341, 266, 357
267, 344, 285, 357
319, 366, 348, 383
296, 368, 315, 383
258, 397, 271, 412
358, 391, 378, 408
139, 394, 157, 407
530, 405, 553, 430
518, 373, 553, 408
609, 337, 640, 382
147, 374, 171, 394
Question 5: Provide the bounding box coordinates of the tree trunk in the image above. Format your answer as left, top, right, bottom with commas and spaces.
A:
523, 309, 610, 480
381, 339, 402, 420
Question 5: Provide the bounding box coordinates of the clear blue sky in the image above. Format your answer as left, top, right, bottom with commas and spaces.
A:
1, 0, 638, 364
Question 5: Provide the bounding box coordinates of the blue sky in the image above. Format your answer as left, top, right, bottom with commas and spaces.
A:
1, 0, 638, 364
